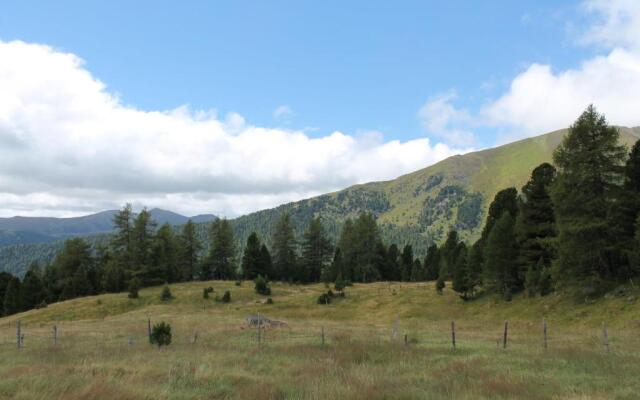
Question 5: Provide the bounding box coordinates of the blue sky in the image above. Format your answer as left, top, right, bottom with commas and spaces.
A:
1, 0, 592, 146
0, 0, 639, 217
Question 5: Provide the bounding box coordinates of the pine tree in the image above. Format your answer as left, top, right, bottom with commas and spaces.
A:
242, 232, 262, 280
516, 163, 557, 294
551, 105, 627, 294
131, 208, 157, 283
52, 238, 94, 301
0, 272, 13, 314
483, 213, 519, 300
206, 219, 236, 280
3, 277, 21, 316
151, 223, 178, 284
20, 269, 45, 310
258, 244, 273, 279
410, 259, 424, 282
423, 244, 440, 281
272, 213, 297, 281
300, 217, 333, 283
400, 244, 414, 282
439, 230, 462, 279
386, 244, 401, 281
111, 204, 134, 272
177, 219, 201, 281
451, 244, 473, 300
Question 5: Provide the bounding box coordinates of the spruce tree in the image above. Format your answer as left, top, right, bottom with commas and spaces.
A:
151, 223, 178, 284
386, 244, 401, 281
258, 244, 273, 279
300, 217, 333, 283
551, 105, 626, 293
242, 232, 262, 280
451, 244, 473, 300
423, 244, 440, 281
483, 213, 519, 300
177, 219, 201, 281
20, 269, 45, 310
516, 163, 557, 295
410, 259, 424, 282
112, 204, 134, 271
400, 244, 414, 282
272, 213, 297, 281
3, 277, 21, 316
131, 208, 157, 284
0, 272, 13, 313
206, 219, 236, 280
439, 230, 462, 279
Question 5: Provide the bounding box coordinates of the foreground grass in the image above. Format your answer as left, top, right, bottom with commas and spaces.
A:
0, 281, 638, 399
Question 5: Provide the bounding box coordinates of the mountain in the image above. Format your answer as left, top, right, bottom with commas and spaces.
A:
0, 209, 217, 247
1, 127, 638, 277
231, 126, 640, 254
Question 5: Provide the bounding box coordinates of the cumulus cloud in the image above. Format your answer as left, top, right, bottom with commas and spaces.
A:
0, 40, 465, 217
480, 0, 640, 141
418, 90, 476, 146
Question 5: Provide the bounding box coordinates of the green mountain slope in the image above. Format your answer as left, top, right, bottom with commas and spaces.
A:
1, 127, 639, 276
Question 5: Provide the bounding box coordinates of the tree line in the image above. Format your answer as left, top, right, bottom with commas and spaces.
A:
2, 106, 640, 317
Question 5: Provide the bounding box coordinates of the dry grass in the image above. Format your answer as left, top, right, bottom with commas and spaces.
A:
0, 281, 638, 399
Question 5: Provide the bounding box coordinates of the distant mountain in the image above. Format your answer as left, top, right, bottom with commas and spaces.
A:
0, 209, 217, 247
1, 126, 638, 277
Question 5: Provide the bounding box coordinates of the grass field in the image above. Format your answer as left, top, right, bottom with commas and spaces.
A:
0, 281, 639, 399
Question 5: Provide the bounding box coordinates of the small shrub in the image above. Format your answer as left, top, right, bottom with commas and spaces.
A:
235, 280, 242, 286
266, 297, 274, 304
327, 289, 334, 298
128, 278, 141, 299
334, 275, 346, 292
150, 321, 172, 347
203, 287, 214, 299
161, 285, 173, 301
317, 292, 332, 305
216, 290, 231, 303
254, 275, 272, 295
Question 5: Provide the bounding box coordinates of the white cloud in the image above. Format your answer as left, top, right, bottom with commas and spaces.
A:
273, 105, 293, 119
479, 0, 640, 141
0, 40, 466, 217
417, 91, 476, 146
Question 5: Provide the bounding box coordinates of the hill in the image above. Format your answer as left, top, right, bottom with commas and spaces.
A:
1, 127, 638, 277
0, 280, 638, 399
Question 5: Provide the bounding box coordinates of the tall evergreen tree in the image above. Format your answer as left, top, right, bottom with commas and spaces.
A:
300, 217, 333, 283
386, 244, 401, 281
451, 244, 474, 300
516, 163, 557, 295
423, 244, 440, 281
20, 269, 45, 310
551, 105, 627, 293
439, 230, 462, 279
242, 232, 262, 280
272, 213, 297, 281
0, 272, 13, 313
177, 219, 201, 281
3, 276, 21, 316
131, 208, 157, 283
52, 238, 94, 301
151, 223, 178, 284
400, 244, 413, 282
206, 219, 236, 280
111, 204, 134, 271
484, 213, 519, 300
258, 244, 273, 279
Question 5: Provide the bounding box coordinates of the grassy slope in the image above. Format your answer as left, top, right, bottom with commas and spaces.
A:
0, 281, 638, 399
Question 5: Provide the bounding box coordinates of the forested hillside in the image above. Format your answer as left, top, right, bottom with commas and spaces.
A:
1, 126, 639, 277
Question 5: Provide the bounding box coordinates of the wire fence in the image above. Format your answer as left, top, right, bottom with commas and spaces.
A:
0, 317, 638, 356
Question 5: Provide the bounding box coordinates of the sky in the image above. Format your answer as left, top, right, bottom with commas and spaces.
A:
1, 0, 640, 217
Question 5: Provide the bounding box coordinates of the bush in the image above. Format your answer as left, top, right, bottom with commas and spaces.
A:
254, 275, 272, 295
203, 287, 214, 299
128, 278, 141, 299
160, 285, 173, 301
334, 275, 346, 292
266, 297, 274, 304
150, 321, 172, 347
216, 290, 231, 303
235, 280, 242, 286
317, 292, 332, 305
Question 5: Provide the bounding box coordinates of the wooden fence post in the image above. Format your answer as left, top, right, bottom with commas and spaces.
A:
147, 318, 152, 343
542, 319, 547, 350
451, 320, 456, 350
603, 321, 609, 353
17, 320, 21, 349
503, 320, 508, 349
404, 333, 408, 346
53, 325, 58, 346
257, 313, 261, 345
